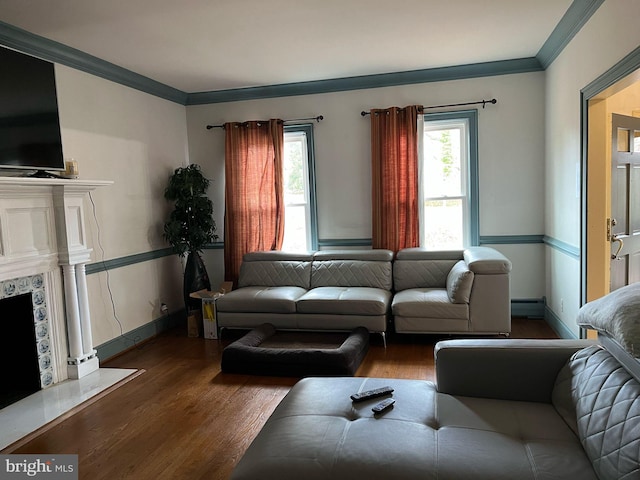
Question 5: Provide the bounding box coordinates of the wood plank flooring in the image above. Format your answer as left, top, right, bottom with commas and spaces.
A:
7, 318, 558, 480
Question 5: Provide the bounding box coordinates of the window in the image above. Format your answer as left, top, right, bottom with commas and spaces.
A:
420, 110, 478, 249
282, 124, 318, 252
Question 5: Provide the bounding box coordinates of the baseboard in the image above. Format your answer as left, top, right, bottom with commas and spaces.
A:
96, 310, 185, 362
511, 298, 545, 318
544, 306, 578, 339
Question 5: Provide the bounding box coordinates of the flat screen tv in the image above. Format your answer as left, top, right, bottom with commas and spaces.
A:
0, 45, 64, 175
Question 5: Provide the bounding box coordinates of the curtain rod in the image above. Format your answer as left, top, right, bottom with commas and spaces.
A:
206, 115, 324, 130
360, 98, 497, 116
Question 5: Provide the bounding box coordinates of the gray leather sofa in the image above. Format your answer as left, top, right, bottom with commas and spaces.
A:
230, 283, 640, 479
392, 247, 512, 335
217, 247, 513, 341
216, 250, 394, 344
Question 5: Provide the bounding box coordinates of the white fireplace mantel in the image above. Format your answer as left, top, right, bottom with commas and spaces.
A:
0, 176, 112, 384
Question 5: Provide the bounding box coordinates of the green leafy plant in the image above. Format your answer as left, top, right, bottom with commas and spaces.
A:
163, 164, 218, 256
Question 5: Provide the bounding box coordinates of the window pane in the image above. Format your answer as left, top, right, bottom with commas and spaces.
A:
281, 205, 308, 252
617, 128, 630, 152
283, 129, 311, 252
284, 134, 306, 202
424, 128, 462, 197
423, 199, 464, 250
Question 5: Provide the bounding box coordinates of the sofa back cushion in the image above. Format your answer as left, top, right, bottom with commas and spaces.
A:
393, 249, 463, 291
310, 250, 393, 290
446, 260, 474, 303
552, 345, 640, 480
238, 251, 313, 289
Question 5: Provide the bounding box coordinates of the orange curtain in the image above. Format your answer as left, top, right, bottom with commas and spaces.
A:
370, 106, 420, 252
224, 119, 284, 284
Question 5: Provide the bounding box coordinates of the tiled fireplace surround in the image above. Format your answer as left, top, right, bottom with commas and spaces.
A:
0, 176, 112, 391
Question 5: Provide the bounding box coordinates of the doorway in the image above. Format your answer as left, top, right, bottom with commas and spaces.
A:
584, 67, 640, 334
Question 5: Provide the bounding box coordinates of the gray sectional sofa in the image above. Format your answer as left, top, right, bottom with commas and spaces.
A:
230, 283, 640, 480
392, 247, 512, 334
215, 247, 512, 341
216, 250, 393, 343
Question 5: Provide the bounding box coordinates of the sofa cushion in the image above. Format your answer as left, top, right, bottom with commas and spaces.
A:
232, 376, 596, 480
445, 260, 474, 304
552, 345, 640, 480
313, 249, 394, 262
395, 248, 464, 261
238, 260, 312, 289
392, 288, 468, 319
394, 259, 460, 291
215, 286, 307, 314
436, 394, 597, 480
296, 287, 391, 316
311, 260, 392, 290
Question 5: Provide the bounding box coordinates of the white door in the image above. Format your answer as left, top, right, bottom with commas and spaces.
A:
610, 113, 640, 290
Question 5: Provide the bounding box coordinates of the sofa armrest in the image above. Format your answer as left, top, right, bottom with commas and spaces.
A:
463, 246, 512, 274
435, 339, 596, 403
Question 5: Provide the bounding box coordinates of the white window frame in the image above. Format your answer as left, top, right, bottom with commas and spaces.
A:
420, 110, 479, 249
282, 124, 318, 252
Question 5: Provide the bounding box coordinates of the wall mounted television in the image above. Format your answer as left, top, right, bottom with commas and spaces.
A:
0, 45, 64, 176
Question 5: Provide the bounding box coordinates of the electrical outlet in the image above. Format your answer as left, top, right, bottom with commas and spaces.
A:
560, 299, 564, 313
160, 303, 168, 315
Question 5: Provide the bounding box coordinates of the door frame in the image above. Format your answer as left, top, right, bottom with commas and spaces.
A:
581, 47, 640, 328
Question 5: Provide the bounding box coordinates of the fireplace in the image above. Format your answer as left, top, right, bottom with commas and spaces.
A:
0, 274, 55, 409
0, 176, 111, 404
1, 293, 39, 408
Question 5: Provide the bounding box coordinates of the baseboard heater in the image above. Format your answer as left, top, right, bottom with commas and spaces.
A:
511, 298, 545, 318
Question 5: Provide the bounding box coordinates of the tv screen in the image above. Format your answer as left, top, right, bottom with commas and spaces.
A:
0, 46, 64, 173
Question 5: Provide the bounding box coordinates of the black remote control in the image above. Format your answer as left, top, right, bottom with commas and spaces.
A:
350, 386, 394, 402
372, 398, 395, 413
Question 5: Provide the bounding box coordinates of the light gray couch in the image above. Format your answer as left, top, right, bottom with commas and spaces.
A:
217, 247, 513, 342
392, 247, 512, 335
231, 284, 640, 479
216, 250, 394, 344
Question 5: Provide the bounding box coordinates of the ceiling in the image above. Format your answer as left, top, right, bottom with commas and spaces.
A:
0, 0, 574, 94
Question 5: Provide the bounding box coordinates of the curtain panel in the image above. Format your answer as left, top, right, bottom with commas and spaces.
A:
224, 119, 284, 284
370, 105, 421, 252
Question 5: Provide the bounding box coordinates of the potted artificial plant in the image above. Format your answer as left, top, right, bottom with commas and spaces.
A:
163, 164, 218, 311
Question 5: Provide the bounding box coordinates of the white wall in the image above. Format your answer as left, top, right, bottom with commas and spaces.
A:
544, 0, 640, 337
55, 66, 188, 347
186, 71, 547, 300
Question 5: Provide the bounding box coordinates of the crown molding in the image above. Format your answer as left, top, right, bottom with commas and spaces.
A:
0, 20, 187, 105
536, 0, 604, 69
0, 0, 601, 105
186, 58, 542, 105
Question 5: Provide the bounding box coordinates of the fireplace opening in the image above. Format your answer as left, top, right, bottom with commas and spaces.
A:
0, 293, 41, 409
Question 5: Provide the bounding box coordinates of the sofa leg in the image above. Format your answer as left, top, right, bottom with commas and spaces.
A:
380, 332, 387, 348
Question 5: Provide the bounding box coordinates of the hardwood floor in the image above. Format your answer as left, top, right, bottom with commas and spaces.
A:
8, 318, 557, 480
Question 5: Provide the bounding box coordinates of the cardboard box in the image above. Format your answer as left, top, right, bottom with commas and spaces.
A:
190, 289, 222, 339
187, 309, 202, 337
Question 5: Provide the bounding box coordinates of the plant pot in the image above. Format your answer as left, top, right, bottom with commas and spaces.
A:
184, 251, 211, 310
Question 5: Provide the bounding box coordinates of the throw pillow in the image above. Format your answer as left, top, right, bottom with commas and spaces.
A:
446, 260, 474, 304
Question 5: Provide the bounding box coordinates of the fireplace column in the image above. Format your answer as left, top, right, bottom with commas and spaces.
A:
53, 185, 107, 380
62, 263, 98, 379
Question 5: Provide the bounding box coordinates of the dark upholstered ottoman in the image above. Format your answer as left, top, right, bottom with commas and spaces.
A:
221, 323, 369, 376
